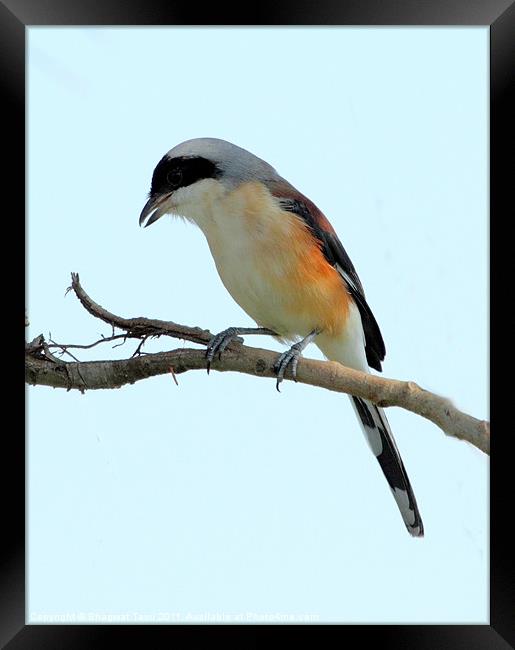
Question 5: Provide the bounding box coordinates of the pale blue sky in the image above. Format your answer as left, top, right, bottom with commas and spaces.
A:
27, 27, 488, 624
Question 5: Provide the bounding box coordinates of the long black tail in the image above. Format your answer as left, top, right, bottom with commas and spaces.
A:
350, 396, 424, 537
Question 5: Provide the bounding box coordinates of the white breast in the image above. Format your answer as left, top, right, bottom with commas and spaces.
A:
209, 192, 303, 337
174, 179, 359, 353
177, 180, 317, 338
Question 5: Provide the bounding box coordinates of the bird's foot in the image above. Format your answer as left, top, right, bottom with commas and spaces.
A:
205, 326, 276, 373
273, 345, 304, 391
206, 327, 244, 373
273, 329, 320, 392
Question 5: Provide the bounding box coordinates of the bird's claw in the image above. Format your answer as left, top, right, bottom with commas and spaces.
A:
205, 327, 244, 373
273, 343, 303, 392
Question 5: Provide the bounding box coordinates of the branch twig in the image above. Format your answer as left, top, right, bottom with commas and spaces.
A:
25, 273, 490, 455
69, 272, 212, 345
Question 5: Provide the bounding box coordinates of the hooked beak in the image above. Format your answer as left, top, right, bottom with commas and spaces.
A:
139, 193, 172, 228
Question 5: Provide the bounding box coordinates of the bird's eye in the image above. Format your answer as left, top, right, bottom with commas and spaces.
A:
166, 168, 183, 187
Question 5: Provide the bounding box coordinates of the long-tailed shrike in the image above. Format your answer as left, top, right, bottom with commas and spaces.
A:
139, 137, 423, 537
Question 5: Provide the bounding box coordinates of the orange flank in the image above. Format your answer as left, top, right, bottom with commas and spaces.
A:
276, 210, 351, 337
227, 181, 351, 338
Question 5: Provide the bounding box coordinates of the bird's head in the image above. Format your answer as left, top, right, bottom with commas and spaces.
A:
139, 137, 280, 228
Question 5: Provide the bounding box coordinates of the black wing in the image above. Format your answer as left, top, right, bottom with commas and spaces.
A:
279, 197, 386, 371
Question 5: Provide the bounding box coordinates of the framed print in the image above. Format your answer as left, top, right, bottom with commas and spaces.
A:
11, 0, 512, 646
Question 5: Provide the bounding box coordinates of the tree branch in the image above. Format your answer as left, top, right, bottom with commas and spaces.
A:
25, 273, 490, 455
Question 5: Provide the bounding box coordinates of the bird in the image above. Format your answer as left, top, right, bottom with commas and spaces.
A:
139, 137, 424, 537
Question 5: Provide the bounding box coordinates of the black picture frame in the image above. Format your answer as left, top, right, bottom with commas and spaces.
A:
11, 0, 511, 647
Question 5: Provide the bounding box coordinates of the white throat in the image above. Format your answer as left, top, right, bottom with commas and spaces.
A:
167, 178, 228, 230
